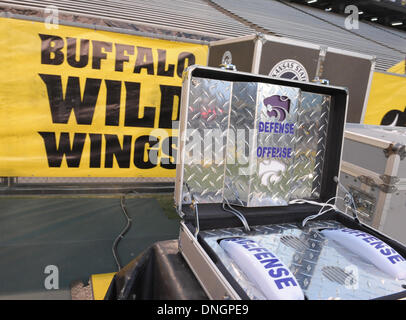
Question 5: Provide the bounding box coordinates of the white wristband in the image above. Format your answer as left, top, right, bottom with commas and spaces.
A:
220, 237, 305, 300
321, 228, 406, 279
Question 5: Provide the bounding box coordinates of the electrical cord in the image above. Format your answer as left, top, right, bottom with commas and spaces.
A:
298, 196, 345, 227
333, 176, 357, 211
111, 184, 175, 270
291, 176, 363, 227
333, 176, 360, 222
222, 197, 251, 232
112, 192, 134, 271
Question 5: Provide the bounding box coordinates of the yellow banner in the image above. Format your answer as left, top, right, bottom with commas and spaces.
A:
0, 17, 208, 177
363, 72, 406, 126
387, 60, 405, 75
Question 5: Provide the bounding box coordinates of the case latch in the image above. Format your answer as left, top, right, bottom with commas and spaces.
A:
383, 143, 406, 160
219, 63, 237, 71
357, 175, 398, 193
379, 174, 400, 185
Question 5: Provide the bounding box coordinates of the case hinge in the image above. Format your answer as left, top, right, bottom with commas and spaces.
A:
357, 175, 397, 193
379, 184, 397, 193
379, 174, 400, 185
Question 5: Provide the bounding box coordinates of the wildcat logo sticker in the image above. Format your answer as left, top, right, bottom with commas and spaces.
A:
264, 95, 291, 121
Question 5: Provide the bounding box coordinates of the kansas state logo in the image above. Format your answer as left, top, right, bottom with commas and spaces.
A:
269, 59, 309, 82
259, 160, 286, 185
264, 95, 290, 121
221, 51, 233, 65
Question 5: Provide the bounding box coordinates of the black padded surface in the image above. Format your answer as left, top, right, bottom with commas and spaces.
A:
105, 239, 208, 300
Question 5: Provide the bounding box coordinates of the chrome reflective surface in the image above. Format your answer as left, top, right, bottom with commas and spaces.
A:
291, 92, 331, 200
200, 220, 406, 300
179, 77, 331, 207
182, 77, 232, 204
223, 83, 301, 207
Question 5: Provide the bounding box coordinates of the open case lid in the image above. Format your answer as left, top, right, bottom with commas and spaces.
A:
175, 65, 348, 221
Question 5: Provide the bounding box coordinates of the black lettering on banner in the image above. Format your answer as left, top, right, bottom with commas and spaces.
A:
176, 52, 195, 78
161, 136, 177, 169
133, 47, 154, 75
67, 37, 89, 68
38, 132, 86, 167
133, 135, 158, 169
158, 85, 181, 128
157, 49, 175, 77
105, 80, 122, 126
381, 107, 406, 127
39, 74, 102, 125
89, 133, 102, 168
92, 40, 112, 69
115, 44, 135, 72
37, 31, 200, 172
39, 34, 64, 65
124, 81, 155, 128
104, 134, 132, 168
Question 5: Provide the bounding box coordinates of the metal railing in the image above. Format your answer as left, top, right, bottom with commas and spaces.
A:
0, 177, 175, 195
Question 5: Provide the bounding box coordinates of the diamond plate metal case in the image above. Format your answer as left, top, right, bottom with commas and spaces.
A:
223, 83, 301, 207
175, 66, 406, 300
223, 84, 331, 207
175, 76, 332, 209
176, 76, 231, 205
175, 65, 346, 211
291, 92, 331, 200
